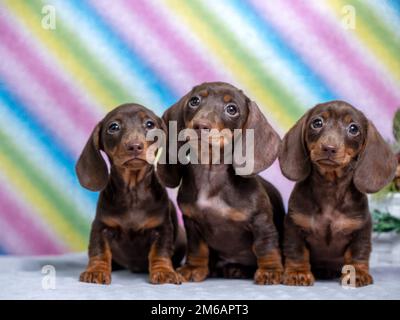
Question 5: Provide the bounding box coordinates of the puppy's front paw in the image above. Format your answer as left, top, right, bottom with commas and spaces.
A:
150, 269, 183, 285
177, 265, 209, 282
254, 268, 283, 285
341, 269, 373, 287
282, 270, 314, 286
79, 270, 111, 285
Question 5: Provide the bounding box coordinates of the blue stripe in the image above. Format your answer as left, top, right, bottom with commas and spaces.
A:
0, 245, 7, 255
0, 84, 98, 206
388, 0, 400, 16
66, 0, 178, 107
232, 0, 337, 102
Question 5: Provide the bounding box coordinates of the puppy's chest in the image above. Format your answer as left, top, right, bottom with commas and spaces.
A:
291, 206, 364, 240
181, 189, 249, 223
101, 209, 163, 232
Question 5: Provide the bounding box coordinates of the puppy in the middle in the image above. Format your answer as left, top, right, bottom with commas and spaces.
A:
157, 82, 284, 284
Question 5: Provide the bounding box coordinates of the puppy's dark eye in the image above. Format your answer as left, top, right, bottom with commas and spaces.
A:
311, 117, 324, 130
348, 123, 360, 136
225, 104, 238, 116
107, 122, 120, 134
188, 96, 201, 108
145, 120, 155, 129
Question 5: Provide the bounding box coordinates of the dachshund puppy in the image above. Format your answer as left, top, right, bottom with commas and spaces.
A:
279, 101, 397, 287
158, 82, 285, 284
76, 103, 185, 285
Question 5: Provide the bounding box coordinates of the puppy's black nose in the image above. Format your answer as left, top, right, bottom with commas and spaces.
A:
126, 142, 144, 155
322, 144, 337, 156
193, 121, 211, 130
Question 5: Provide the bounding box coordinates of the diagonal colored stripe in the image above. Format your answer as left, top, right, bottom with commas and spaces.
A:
0, 131, 89, 246
49, 0, 169, 111
122, 0, 224, 84
0, 87, 98, 214
0, 185, 65, 254
285, 0, 399, 112
60, 0, 177, 106
166, 0, 303, 130
328, 0, 400, 85
250, 0, 394, 138
4, 0, 119, 109
228, 0, 335, 103
0, 15, 98, 137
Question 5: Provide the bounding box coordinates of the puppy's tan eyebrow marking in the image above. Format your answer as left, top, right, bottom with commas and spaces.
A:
137, 110, 147, 121
344, 114, 353, 124
199, 90, 209, 97
320, 111, 330, 119
223, 94, 232, 103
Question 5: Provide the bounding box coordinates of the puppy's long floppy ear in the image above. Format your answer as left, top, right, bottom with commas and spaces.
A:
156, 95, 189, 188
279, 111, 311, 181
75, 123, 109, 191
354, 122, 397, 193
234, 100, 281, 176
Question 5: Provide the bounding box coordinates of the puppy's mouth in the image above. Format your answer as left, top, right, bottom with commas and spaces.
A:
122, 158, 147, 168
315, 158, 341, 167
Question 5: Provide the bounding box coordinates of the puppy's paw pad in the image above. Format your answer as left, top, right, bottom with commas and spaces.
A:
254, 268, 283, 285
79, 271, 111, 285
177, 265, 208, 282
282, 270, 314, 286
150, 270, 183, 285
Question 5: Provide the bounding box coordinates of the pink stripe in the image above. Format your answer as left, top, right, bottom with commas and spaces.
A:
0, 186, 66, 255
0, 16, 97, 137
282, 0, 399, 112
123, 0, 223, 84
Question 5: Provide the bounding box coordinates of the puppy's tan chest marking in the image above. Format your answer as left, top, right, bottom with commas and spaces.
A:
291, 208, 363, 236
101, 212, 163, 231
181, 190, 248, 222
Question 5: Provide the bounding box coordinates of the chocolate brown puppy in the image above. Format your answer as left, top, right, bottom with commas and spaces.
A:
76, 103, 185, 285
158, 82, 285, 284
279, 101, 397, 287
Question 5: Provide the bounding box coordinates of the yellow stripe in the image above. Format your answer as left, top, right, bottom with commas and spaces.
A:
166, 0, 295, 131
5, 0, 115, 110
328, 0, 400, 85
0, 152, 86, 251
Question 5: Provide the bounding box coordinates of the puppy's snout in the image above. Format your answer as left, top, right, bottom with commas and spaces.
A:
193, 120, 212, 131
321, 144, 337, 157
125, 141, 144, 156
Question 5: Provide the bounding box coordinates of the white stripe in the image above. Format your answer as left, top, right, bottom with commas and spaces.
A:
1, 10, 104, 119
0, 102, 96, 221
90, 0, 201, 99
50, 0, 165, 113
0, 173, 67, 252
364, 0, 400, 42
206, 0, 320, 109
252, 0, 394, 138
0, 44, 89, 155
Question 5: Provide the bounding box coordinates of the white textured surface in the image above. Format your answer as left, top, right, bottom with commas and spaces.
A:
0, 252, 399, 300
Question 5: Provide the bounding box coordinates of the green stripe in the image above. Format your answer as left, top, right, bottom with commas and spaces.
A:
354, 0, 400, 63
0, 130, 90, 240
187, 0, 304, 121
25, 0, 135, 105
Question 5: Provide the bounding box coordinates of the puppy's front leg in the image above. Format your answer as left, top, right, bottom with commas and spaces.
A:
148, 213, 182, 285
177, 217, 209, 282
252, 213, 283, 285
342, 220, 373, 287
80, 221, 112, 285
282, 215, 314, 286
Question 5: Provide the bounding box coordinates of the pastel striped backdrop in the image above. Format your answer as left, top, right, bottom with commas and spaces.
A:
0, 0, 399, 255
